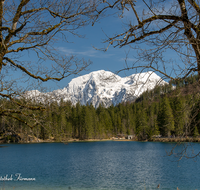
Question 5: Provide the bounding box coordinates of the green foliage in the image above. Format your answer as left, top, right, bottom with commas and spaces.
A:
147, 103, 160, 139
1, 74, 200, 141
136, 106, 148, 140
172, 96, 185, 136
158, 96, 174, 137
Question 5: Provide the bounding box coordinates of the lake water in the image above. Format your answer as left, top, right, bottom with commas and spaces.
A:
0, 141, 200, 190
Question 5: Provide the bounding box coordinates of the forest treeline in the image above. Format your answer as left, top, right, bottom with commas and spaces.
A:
1, 74, 200, 142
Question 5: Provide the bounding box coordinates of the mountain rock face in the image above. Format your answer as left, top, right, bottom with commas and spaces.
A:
25, 70, 167, 108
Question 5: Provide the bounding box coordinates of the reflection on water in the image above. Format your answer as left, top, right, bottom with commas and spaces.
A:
0, 141, 200, 190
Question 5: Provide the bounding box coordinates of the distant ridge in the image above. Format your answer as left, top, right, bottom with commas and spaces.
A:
24, 70, 167, 108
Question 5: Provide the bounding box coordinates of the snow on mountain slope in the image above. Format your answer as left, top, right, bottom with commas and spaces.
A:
25, 70, 167, 108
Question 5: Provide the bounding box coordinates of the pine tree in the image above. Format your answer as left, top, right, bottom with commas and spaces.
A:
158, 96, 174, 137
59, 107, 67, 140
71, 106, 78, 138
125, 105, 136, 135
89, 104, 98, 139
49, 101, 60, 141
64, 101, 73, 139
108, 105, 117, 135
172, 96, 185, 136
75, 102, 83, 139
136, 106, 148, 140
82, 106, 94, 139
115, 113, 121, 134
147, 103, 160, 138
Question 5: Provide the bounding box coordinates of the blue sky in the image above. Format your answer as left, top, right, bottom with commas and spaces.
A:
5, 4, 138, 93
45, 0, 191, 92
11, 0, 192, 92
38, 11, 141, 91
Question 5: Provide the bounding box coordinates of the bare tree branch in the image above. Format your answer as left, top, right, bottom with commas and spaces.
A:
0, 0, 100, 129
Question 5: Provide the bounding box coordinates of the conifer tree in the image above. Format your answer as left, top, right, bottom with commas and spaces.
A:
59, 108, 67, 140
108, 106, 118, 135
125, 105, 136, 135
158, 96, 174, 137
172, 96, 185, 136
64, 101, 73, 139
75, 102, 82, 139
103, 110, 113, 137
147, 103, 160, 138
71, 106, 78, 138
82, 106, 93, 139
117, 113, 122, 134
89, 104, 98, 139
136, 106, 148, 140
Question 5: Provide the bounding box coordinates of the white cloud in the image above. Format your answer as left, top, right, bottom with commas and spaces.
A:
58, 47, 114, 58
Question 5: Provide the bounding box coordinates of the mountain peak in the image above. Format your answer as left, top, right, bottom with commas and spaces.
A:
25, 70, 167, 108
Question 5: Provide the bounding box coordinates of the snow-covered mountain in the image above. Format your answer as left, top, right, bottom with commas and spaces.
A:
25, 70, 167, 108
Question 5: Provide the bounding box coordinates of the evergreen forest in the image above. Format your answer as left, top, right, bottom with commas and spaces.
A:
1, 74, 200, 142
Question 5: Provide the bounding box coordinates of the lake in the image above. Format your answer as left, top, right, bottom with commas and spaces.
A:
0, 141, 200, 190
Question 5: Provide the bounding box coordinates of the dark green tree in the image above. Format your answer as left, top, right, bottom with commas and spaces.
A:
136, 106, 148, 140
158, 96, 174, 137
172, 96, 185, 136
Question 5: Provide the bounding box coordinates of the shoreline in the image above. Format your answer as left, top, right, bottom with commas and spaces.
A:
150, 137, 200, 143
1, 136, 200, 144
60, 137, 200, 143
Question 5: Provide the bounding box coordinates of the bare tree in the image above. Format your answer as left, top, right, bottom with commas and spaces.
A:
0, 0, 100, 128
98, 0, 200, 81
